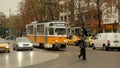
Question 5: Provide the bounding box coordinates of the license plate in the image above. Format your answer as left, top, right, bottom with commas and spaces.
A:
23, 44, 29, 46
114, 41, 119, 43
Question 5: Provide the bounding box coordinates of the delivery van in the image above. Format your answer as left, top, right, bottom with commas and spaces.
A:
92, 33, 120, 51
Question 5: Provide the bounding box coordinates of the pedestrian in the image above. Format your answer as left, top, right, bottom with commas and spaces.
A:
78, 34, 86, 60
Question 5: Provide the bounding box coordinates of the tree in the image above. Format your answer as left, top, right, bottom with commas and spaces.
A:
19, 0, 60, 23
93, 0, 117, 33
70, 0, 75, 25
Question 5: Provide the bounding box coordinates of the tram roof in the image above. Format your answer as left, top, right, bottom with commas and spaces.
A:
29, 21, 67, 24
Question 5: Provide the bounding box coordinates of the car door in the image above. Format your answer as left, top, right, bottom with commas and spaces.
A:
93, 33, 104, 48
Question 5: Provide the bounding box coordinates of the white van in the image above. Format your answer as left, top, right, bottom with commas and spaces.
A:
92, 33, 120, 51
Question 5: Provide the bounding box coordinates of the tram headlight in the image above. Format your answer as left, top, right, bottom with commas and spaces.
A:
55, 40, 58, 42
64, 40, 68, 43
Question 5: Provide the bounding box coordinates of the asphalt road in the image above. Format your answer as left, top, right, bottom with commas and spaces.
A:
0, 39, 120, 68
0, 40, 59, 68
23, 46, 120, 68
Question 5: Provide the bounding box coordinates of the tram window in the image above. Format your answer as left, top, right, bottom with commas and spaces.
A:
37, 25, 44, 35
55, 28, 66, 35
49, 28, 54, 35
28, 26, 33, 34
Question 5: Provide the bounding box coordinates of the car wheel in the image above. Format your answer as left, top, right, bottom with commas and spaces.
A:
103, 45, 106, 50
103, 45, 109, 51
8, 50, 10, 53
92, 43, 96, 50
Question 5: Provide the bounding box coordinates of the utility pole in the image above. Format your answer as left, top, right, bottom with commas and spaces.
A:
9, 8, 12, 40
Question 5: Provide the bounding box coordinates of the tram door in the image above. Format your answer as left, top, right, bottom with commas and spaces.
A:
34, 27, 37, 44
45, 27, 48, 44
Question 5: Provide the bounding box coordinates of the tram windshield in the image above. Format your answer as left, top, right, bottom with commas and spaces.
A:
55, 28, 66, 35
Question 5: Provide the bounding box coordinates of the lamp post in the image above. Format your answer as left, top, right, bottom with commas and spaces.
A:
6, 30, 8, 37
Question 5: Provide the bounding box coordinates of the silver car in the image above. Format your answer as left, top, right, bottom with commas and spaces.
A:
13, 37, 33, 51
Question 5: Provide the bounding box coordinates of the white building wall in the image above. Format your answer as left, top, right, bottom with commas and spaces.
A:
102, 6, 119, 24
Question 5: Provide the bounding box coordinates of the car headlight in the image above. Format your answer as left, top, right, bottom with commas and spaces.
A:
6, 46, 9, 48
18, 44, 23, 47
30, 44, 33, 47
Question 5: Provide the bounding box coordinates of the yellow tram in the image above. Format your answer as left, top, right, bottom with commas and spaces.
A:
26, 21, 68, 49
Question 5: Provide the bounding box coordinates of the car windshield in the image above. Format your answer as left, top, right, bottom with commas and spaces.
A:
55, 28, 66, 35
17, 38, 30, 42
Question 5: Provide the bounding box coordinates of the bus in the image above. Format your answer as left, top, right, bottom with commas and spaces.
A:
26, 21, 68, 49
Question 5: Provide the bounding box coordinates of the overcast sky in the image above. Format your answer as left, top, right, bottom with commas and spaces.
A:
0, 0, 22, 17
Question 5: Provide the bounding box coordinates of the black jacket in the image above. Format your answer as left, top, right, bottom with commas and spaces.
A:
78, 38, 86, 48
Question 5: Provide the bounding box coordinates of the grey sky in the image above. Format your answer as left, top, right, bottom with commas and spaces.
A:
0, 0, 22, 17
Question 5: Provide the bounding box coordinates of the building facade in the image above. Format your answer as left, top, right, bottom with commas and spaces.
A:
59, 0, 119, 34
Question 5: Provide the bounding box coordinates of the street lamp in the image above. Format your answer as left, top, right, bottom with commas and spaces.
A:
6, 30, 8, 37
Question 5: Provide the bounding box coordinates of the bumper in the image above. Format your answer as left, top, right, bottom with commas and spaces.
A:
17, 46, 33, 50
53, 43, 66, 49
108, 46, 120, 48
0, 48, 10, 53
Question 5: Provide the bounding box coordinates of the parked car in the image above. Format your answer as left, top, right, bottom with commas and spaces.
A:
0, 39, 10, 53
13, 37, 33, 51
92, 33, 120, 51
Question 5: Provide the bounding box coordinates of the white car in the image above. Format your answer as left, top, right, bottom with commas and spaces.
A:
92, 33, 120, 51
13, 37, 33, 51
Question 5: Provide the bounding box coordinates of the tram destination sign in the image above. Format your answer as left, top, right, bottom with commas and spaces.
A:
54, 23, 66, 27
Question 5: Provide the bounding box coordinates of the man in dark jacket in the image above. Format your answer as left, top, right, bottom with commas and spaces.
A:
78, 35, 86, 60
